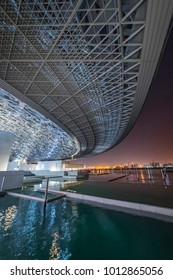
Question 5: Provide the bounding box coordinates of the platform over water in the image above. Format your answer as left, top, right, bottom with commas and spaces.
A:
5, 170, 173, 222
66, 172, 173, 209
87, 173, 127, 182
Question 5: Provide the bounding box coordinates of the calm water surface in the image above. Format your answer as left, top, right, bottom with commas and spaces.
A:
0, 196, 173, 260
111, 169, 173, 186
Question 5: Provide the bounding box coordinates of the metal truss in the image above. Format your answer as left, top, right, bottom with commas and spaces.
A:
0, 0, 172, 161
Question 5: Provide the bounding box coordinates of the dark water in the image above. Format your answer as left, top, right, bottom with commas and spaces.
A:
0, 196, 173, 260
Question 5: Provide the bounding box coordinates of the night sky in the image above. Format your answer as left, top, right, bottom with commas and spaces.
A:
74, 26, 173, 166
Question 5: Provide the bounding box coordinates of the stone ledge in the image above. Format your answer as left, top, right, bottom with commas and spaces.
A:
64, 192, 173, 223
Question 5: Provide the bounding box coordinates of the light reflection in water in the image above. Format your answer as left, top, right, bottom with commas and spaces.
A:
40, 179, 83, 191
0, 205, 17, 232
49, 199, 77, 260
140, 170, 145, 183
0, 198, 78, 259
117, 169, 173, 186
49, 232, 60, 260
165, 174, 171, 186
1, 193, 173, 260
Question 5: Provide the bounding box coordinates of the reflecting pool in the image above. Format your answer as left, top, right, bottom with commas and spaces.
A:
0, 196, 173, 260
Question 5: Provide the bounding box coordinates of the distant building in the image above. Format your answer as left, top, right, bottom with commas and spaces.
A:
131, 163, 138, 168
143, 162, 160, 168
150, 162, 160, 168
62, 161, 86, 170
143, 162, 161, 168
163, 163, 173, 167
143, 163, 150, 168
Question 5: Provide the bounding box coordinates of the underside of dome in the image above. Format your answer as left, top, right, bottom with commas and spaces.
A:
0, 0, 172, 161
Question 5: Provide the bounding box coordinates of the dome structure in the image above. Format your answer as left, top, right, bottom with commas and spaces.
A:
0, 0, 172, 161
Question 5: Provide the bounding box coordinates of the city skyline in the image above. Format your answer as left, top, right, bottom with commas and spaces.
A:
74, 26, 173, 167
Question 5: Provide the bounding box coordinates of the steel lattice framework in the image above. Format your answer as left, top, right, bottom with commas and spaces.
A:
0, 88, 79, 161
0, 0, 172, 161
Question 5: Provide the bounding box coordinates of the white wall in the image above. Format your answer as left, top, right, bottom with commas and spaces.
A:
0, 171, 25, 190
0, 131, 14, 171
7, 160, 63, 171
36, 160, 62, 171
7, 160, 85, 173
7, 162, 38, 171
8, 162, 28, 171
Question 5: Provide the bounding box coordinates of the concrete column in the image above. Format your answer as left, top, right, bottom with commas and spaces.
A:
0, 130, 14, 171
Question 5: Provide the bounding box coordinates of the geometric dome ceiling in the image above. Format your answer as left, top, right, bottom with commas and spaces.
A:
0, 0, 172, 161
0, 88, 79, 161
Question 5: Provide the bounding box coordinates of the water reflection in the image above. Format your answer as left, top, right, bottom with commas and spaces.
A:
1, 197, 173, 259
41, 179, 83, 191
44, 199, 80, 260
140, 170, 146, 183
116, 168, 173, 187
165, 173, 171, 186
0, 205, 17, 232
0, 197, 80, 259
49, 232, 60, 260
